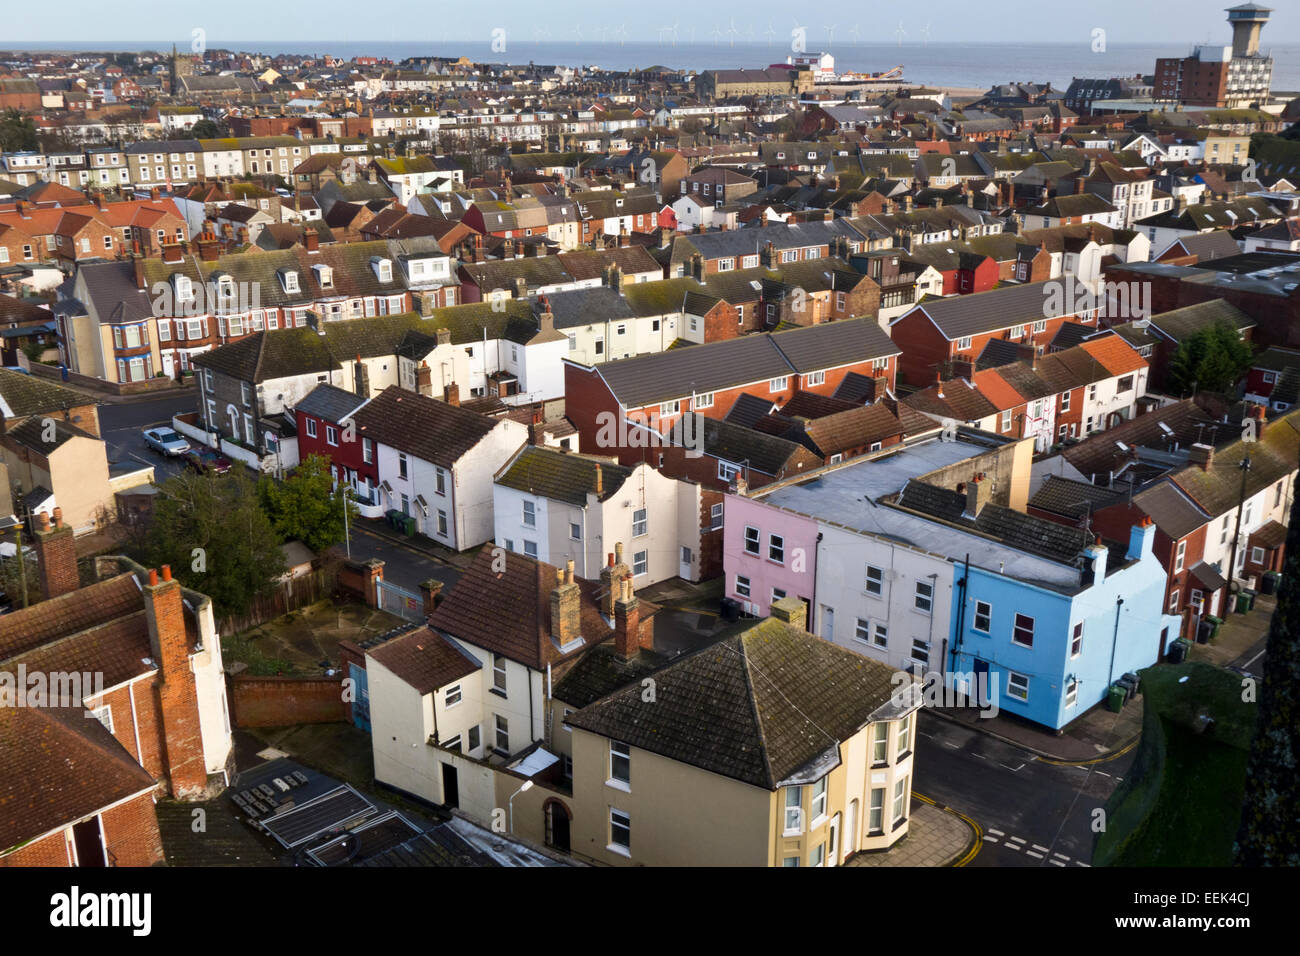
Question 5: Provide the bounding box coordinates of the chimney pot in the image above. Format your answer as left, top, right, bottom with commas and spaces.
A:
149, 568, 159, 586
162, 564, 172, 581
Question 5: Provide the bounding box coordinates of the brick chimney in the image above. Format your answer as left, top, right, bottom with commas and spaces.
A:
353, 354, 369, 396
550, 560, 582, 647
964, 472, 991, 517
435, 327, 451, 347
419, 578, 445, 616
770, 595, 807, 630
33, 507, 79, 601
1188, 443, 1214, 471
143, 564, 208, 797
600, 543, 630, 619
443, 382, 460, 407
196, 235, 221, 262
416, 361, 433, 397
613, 576, 641, 660
133, 254, 146, 290
303, 228, 320, 252
161, 242, 184, 264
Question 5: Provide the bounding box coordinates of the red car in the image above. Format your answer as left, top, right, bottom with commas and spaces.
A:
183, 448, 233, 475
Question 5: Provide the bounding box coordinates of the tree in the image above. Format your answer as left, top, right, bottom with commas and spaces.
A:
190, 118, 224, 139
259, 454, 357, 553
1166, 321, 1254, 396
138, 468, 285, 618
1235, 472, 1300, 865
0, 109, 37, 152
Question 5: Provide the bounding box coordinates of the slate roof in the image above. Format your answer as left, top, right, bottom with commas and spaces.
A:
566, 616, 904, 790
495, 446, 632, 506
1061, 399, 1217, 476
725, 392, 778, 428
368, 627, 481, 696
294, 382, 367, 423
351, 386, 504, 468
1028, 475, 1127, 522
540, 286, 636, 329
895, 480, 1097, 566
896, 280, 1078, 339
552, 641, 668, 711
696, 414, 816, 477
1148, 300, 1255, 342
1132, 479, 1211, 540
1169, 409, 1300, 517
590, 319, 897, 409
796, 404, 905, 457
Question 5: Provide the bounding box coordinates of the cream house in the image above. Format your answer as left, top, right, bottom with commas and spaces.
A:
565, 599, 921, 867
493, 445, 706, 582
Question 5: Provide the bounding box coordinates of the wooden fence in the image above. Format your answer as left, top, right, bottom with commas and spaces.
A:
217, 561, 340, 636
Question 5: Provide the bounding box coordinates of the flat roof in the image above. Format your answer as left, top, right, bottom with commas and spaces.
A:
755, 438, 1084, 589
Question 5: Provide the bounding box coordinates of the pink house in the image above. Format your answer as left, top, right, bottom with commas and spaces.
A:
723, 493, 819, 619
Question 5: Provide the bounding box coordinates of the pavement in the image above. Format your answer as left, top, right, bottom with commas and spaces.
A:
846, 798, 976, 867
98, 391, 196, 483
927, 695, 1144, 763
1188, 591, 1274, 676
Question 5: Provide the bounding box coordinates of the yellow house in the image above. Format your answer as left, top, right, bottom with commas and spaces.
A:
565, 598, 921, 867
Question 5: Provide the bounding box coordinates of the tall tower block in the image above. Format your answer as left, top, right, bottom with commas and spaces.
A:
1226, 3, 1271, 58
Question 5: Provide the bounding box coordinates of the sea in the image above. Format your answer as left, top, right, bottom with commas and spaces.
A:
11, 40, 1300, 94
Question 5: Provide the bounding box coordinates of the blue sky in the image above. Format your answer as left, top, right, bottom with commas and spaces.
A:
7, 0, 1296, 45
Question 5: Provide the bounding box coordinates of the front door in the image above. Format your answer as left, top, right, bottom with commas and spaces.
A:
820, 606, 834, 641
680, 546, 692, 579
441, 763, 459, 809
547, 803, 571, 853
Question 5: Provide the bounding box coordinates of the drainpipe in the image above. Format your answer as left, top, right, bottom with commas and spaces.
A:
1107, 596, 1125, 691
949, 553, 970, 672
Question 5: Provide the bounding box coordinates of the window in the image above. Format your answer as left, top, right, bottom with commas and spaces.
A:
522, 500, 536, 527
873, 622, 888, 647
1174, 539, 1186, 572
735, 575, 751, 598
363, 438, 374, 464
326, 425, 338, 446
1060, 390, 1071, 413
1117, 375, 1134, 393
810, 778, 828, 823
1251, 546, 1265, 565
435, 469, 446, 496
438, 511, 448, 536
768, 533, 784, 563
974, 600, 991, 633
693, 392, 714, 409
869, 788, 885, 834
805, 370, 826, 387
1012, 613, 1034, 648
444, 684, 462, 707
770, 376, 789, 392
494, 714, 509, 752
493, 654, 507, 693
1001, 409, 1013, 432
896, 714, 912, 758
911, 639, 930, 667
892, 775, 909, 825
855, 618, 872, 643
914, 581, 933, 613
865, 565, 883, 595
710, 503, 724, 530
1007, 671, 1029, 702
719, 460, 742, 482
1065, 679, 1079, 708
610, 740, 630, 785
783, 857, 800, 868
633, 550, 648, 576
305, 418, 318, 438
398, 454, 408, 479
1070, 622, 1083, 658
784, 787, 803, 833
871, 722, 888, 765
570, 522, 582, 540
632, 508, 647, 537
610, 809, 631, 851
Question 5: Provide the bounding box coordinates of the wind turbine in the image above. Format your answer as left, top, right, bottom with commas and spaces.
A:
894, 21, 908, 46
765, 21, 778, 46
614, 24, 628, 46
726, 17, 740, 48
920, 21, 933, 46
825, 25, 837, 47
711, 23, 724, 46
848, 24, 861, 46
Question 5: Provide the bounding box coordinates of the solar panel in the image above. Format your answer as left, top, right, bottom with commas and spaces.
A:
261, 786, 378, 848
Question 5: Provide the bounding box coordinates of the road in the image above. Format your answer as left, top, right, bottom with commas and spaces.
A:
347, 524, 462, 594
914, 711, 1135, 867
98, 392, 197, 483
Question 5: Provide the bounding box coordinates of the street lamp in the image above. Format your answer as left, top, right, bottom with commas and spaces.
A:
508, 779, 534, 833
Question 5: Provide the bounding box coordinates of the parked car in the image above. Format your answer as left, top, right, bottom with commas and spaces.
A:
142, 427, 191, 457
183, 448, 232, 475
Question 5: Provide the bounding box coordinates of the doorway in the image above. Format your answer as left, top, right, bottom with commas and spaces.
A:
545, 801, 571, 853
441, 763, 459, 809
72, 816, 106, 867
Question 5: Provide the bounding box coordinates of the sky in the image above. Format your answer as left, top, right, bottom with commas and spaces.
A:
5, 0, 1296, 46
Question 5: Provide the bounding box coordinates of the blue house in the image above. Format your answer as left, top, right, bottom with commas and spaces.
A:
947, 519, 1180, 729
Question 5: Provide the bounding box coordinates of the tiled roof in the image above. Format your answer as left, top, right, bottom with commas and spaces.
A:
897, 280, 1080, 340
796, 404, 905, 457
1062, 399, 1217, 477
0, 367, 89, 419
368, 627, 481, 696
698, 414, 818, 477
293, 382, 367, 423
1148, 300, 1255, 342
552, 641, 667, 711
351, 386, 505, 468
495, 446, 632, 506
0, 704, 156, 853
566, 616, 903, 790
1169, 410, 1300, 517
1132, 479, 1211, 540
724, 392, 778, 428
1028, 475, 1127, 522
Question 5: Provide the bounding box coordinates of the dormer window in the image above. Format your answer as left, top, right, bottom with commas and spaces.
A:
279, 269, 300, 293
371, 256, 393, 281
173, 274, 194, 302
313, 263, 333, 288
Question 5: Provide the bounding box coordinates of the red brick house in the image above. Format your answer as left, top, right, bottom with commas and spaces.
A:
293, 381, 378, 510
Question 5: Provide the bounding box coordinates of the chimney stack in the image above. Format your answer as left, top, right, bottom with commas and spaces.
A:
965, 472, 991, 517
600, 543, 630, 619
443, 382, 460, 407
416, 361, 433, 397
550, 559, 582, 648
769, 595, 808, 630
613, 576, 642, 660
353, 354, 369, 396
33, 507, 79, 601
303, 228, 320, 252
1188, 443, 1214, 471
142, 563, 209, 797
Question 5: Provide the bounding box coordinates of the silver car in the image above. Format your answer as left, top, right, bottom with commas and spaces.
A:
142, 427, 191, 457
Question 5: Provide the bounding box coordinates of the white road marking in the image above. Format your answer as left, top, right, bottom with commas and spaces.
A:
973, 752, 986, 759
1026, 850, 1044, 859
1096, 771, 1110, 778
1076, 861, 1091, 867
1000, 762, 1025, 772
1003, 842, 1020, 851
1050, 859, 1066, 866
1053, 853, 1070, 861
988, 828, 1005, 837
1008, 836, 1026, 844
982, 835, 1000, 843
1031, 844, 1049, 853
1244, 648, 1266, 668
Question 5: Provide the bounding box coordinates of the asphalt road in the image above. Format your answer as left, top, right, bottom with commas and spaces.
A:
914, 711, 1136, 868
347, 525, 462, 594
98, 392, 198, 482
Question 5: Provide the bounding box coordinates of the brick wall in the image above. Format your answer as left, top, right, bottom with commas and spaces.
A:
0, 792, 163, 867
144, 569, 209, 797
227, 675, 346, 727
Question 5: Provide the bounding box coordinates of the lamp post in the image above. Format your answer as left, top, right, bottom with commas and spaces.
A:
508, 779, 534, 833
1226, 454, 1252, 612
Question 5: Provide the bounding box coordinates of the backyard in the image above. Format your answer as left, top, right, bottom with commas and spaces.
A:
222, 599, 409, 676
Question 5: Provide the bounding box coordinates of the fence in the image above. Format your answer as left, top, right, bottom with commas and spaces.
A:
217, 562, 339, 636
